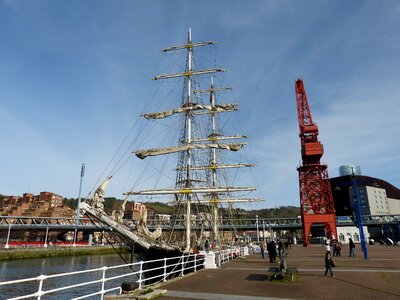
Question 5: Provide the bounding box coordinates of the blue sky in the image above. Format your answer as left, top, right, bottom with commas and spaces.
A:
0, 0, 399, 209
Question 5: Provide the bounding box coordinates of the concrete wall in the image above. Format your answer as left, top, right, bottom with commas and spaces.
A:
388, 197, 400, 214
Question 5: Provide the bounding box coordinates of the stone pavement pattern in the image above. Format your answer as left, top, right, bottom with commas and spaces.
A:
158, 244, 400, 300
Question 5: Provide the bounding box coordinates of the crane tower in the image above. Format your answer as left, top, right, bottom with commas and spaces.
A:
295, 79, 337, 246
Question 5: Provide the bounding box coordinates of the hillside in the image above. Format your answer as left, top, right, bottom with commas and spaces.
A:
62, 197, 299, 219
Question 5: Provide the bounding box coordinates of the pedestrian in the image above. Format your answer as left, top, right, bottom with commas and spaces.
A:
278, 240, 286, 273
337, 241, 342, 257
332, 240, 338, 256
248, 241, 254, 254
278, 241, 285, 262
267, 240, 277, 263
260, 241, 266, 259
349, 238, 355, 257
205, 239, 210, 252
324, 251, 335, 277
322, 238, 331, 253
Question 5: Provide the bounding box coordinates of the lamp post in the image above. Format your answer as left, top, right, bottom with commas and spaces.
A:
74, 163, 85, 247
44, 226, 49, 248
351, 167, 368, 259
5, 224, 12, 249
262, 220, 266, 242
256, 215, 259, 243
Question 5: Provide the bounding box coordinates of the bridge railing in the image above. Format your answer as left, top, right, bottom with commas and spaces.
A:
0, 247, 246, 299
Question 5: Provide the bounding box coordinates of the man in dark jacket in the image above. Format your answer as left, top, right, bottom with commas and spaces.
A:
349, 238, 355, 257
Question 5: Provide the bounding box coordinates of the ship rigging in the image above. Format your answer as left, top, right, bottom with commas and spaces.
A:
81, 29, 261, 253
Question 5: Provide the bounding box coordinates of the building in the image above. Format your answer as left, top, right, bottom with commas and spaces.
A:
330, 165, 400, 242
0, 191, 74, 217
331, 173, 400, 217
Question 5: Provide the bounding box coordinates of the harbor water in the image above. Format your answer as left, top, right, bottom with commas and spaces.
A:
0, 254, 138, 299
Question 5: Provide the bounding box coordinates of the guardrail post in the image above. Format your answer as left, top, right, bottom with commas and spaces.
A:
194, 254, 197, 272
163, 257, 167, 282
37, 275, 45, 300
180, 253, 185, 277
101, 266, 107, 300
138, 261, 144, 289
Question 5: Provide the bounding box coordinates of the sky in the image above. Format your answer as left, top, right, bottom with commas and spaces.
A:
0, 0, 399, 209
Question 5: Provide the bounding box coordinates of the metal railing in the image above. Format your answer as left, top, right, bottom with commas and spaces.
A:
0, 248, 245, 300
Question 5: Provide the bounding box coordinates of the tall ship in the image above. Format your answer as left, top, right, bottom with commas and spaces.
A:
80, 29, 260, 255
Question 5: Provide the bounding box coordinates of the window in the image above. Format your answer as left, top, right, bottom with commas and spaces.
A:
339, 233, 345, 242
346, 233, 352, 241
353, 233, 360, 241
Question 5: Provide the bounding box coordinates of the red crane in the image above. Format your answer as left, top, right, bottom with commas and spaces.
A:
295, 79, 337, 246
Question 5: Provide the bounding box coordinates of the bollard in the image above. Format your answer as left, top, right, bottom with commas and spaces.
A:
121, 282, 139, 294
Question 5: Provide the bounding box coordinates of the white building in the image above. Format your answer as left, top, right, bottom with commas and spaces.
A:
337, 226, 369, 244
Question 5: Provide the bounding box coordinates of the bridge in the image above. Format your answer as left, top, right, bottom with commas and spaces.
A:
1, 214, 399, 232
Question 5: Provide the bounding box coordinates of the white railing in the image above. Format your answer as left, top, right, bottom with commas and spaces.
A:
0, 254, 204, 300
0, 247, 246, 300
217, 247, 244, 266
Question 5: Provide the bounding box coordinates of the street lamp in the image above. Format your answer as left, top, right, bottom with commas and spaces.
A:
351, 167, 368, 259
262, 220, 266, 242
74, 163, 85, 247
5, 224, 12, 249
256, 215, 259, 243
44, 226, 49, 248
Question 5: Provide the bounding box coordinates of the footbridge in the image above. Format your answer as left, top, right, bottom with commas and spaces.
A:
1, 214, 399, 232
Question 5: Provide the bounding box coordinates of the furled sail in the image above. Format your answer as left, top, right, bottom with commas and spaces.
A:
193, 134, 248, 142
135, 142, 246, 159
125, 186, 256, 196
176, 163, 255, 171
181, 198, 262, 203
143, 103, 238, 120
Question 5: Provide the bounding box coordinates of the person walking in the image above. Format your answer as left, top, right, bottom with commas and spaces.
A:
332, 240, 338, 256
324, 251, 335, 277
267, 240, 277, 263
260, 241, 266, 259
322, 238, 331, 253
337, 241, 342, 257
278, 240, 286, 273
349, 238, 355, 257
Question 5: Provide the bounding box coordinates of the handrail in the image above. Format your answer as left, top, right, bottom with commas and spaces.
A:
0, 248, 245, 300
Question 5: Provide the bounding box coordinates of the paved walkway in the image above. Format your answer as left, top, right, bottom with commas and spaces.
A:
158, 244, 400, 300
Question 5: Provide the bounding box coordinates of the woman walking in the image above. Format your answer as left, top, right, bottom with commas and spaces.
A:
324, 251, 335, 277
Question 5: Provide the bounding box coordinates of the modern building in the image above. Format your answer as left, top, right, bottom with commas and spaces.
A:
330, 168, 400, 217
330, 165, 400, 243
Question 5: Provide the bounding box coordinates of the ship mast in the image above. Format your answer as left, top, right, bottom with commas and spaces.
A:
185, 28, 193, 252
130, 29, 262, 252
210, 77, 219, 243
151, 28, 225, 252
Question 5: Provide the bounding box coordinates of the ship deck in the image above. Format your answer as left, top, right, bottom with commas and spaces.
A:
158, 243, 400, 300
